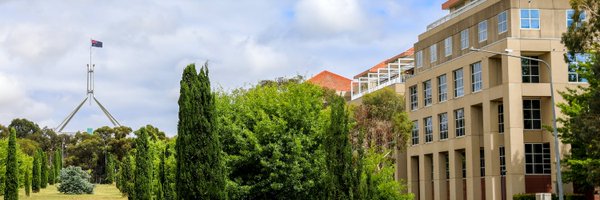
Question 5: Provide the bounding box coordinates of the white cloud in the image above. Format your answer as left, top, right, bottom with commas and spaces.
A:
0, 73, 53, 125
294, 0, 367, 36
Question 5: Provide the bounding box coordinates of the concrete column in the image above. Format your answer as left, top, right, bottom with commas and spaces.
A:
485, 100, 503, 200
466, 142, 482, 200
420, 154, 433, 200
435, 152, 449, 200
409, 156, 420, 199
449, 150, 464, 200
396, 149, 408, 181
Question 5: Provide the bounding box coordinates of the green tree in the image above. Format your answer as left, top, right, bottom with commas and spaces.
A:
105, 154, 115, 184
4, 128, 19, 200
118, 154, 134, 199
40, 151, 48, 188
176, 63, 225, 199
32, 150, 40, 193
559, 0, 600, 195
48, 164, 54, 185
134, 127, 152, 200
8, 118, 40, 138
159, 144, 173, 200
324, 96, 353, 199
24, 170, 30, 197
54, 150, 61, 183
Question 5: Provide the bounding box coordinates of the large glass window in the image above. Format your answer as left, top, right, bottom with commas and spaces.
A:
425, 117, 433, 143
471, 62, 482, 92
568, 53, 589, 82
410, 85, 418, 111
438, 74, 447, 102
567, 9, 586, 28
498, 11, 508, 33
498, 104, 504, 133
444, 37, 452, 57
480, 148, 485, 176
523, 99, 541, 130
454, 68, 464, 97
499, 146, 506, 176
525, 143, 551, 174
416, 51, 423, 67
412, 121, 419, 145
455, 108, 465, 137
521, 9, 540, 29
460, 29, 469, 50
439, 113, 448, 140
522, 56, 540, 83
423, 80, 432, 106
430, 44, 437, 63
478, 20, 488, 42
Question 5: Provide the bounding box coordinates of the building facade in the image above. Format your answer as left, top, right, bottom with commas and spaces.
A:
401, 0, 585, 199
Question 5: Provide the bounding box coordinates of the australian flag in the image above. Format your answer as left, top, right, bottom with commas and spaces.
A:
91, 39, 103, 48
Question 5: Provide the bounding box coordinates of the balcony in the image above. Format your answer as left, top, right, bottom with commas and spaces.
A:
351, 58, 414, 100
427, 0, 487, 31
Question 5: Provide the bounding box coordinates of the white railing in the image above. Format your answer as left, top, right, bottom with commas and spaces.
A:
427, 0, 487, 31
351, 76, 405, 100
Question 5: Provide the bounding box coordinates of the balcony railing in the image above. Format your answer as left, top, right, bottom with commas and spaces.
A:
427, 0, 487, 31
351, 58, 414, 100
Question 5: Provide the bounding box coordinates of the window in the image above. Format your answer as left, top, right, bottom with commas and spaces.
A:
460, 29, 469, 50
499, 146, 506, 176
416, 51, 423, 67
423, 80, 432, 106
438, 74, 447, 102
525, 143, 551, 174
454, 68, 464, 97
478, 20, 488, 42
471, 62, 482, 92
412, 121, 419, 145
455, 108, 465, 137
567, 9, 586, 28
425, 117, 433, 143
444, 37, 452, 56
498, 11, 508, 33
521, 9, 540, 29
445, 155, 450, 179
430, 44, 437, 63
410, 85, 418, 110
568, 53, 589, 82
498, 104, 504, 133
522, 56, 540, 83
439, 113, 448, 140
523, 99, 541, 130
461, 152, 466, 178
480, 148, 485, 176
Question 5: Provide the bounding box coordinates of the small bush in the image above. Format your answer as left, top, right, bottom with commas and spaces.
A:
514, 193, 586, 200
513, 194, 536, 200
58, 166, 94, 194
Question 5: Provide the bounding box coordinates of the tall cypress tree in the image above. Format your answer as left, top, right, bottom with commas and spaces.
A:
324, 96, 353, 199
105, 154, 114, 184
24, 170, 30, 197
4, 128, 18, 200
32, 150, 40, 193
118, 154, 134, 198
176, 63, 225, 199
54, 150, 61, 183
40, 151, 48, 188
48, 164, 54, 185
134, 127, 152, 200
159, 144, 173, 200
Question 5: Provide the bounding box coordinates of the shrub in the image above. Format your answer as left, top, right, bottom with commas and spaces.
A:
513, 194, 536, 200
514, 193, 586, 200
58, 166, 94, 194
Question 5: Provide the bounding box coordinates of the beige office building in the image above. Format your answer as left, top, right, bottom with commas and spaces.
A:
400, 0, 586, 199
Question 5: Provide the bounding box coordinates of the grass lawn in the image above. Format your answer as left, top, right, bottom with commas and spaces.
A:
19, 184, 126, 200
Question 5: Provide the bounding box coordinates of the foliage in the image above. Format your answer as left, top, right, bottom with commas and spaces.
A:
513, 193, 586, 200
159, 143, 175, 200
40, 151, 47, 188
31, 151, 40, 193
105, 154, 114, 184
117, 154, 134, 198
4, 128, 19, 200
24, 170, 30, 197
8, 118, 40, 138
559, 0, 600, 193
359, 148, 413, 200
216, 80, 328, 199
53, 150, 61, 183
134, 127, 152, 200
324, 95, 353, 199
176, 63, 225, 199
48, 163, 54, 185
57, 166, 94, 194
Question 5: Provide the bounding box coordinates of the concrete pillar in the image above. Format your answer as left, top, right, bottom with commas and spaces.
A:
420, 154, 433, 200
409, 156, 420, 199
449, 150, 464, 200
435, 152, 449, 200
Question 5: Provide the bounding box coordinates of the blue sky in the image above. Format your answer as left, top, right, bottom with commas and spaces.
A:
0, 0, 447, 135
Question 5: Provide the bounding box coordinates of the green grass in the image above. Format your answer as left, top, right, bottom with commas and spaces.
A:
19, 184, 126, 200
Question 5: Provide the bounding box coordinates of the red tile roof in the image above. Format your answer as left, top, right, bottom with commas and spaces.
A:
353, 48, 414, 79
308, 70, 351, 92
442, 0, 462, 10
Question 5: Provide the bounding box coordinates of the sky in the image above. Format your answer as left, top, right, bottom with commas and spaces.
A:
0, 0, 447, 136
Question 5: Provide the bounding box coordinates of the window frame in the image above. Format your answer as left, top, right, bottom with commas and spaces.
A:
438, 74, 448, 102
522, 57, 540, 83
498, 11, 508, 34
525, 143, 551, 174
444, 36, 452, 57
498, 104, 504, 133
423, 80, 432, 106
478, 20, 488, 42
416, 51, 423, 68
409, 85, 418, 111
455, 108, 465, 137
471, 62, 482, 92
411, 120, 419, 145
439, 112, 448, 140
520, 9, 540, 29
499, 146, 506, 176
454, 68, 464, 98
523, 99, 542, 130
430, 44, 437, 63
480, 148, 485, 177
460, 29, 469, 50
568, 53, 589, 83
424, 116, 433, 143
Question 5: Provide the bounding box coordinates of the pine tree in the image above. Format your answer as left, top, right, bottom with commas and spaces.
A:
159, 145, 173, 200
324, 96, 353, 199
134, 127, 152, 200
40, 151, 48, 188
24, 170, 30, 197
176, 63, 225, 199
105, 154, 114, 184
4, 128, 18, 200
118, 155, 134, 198
32, 150, 40, 193
54, 150, 61, 183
